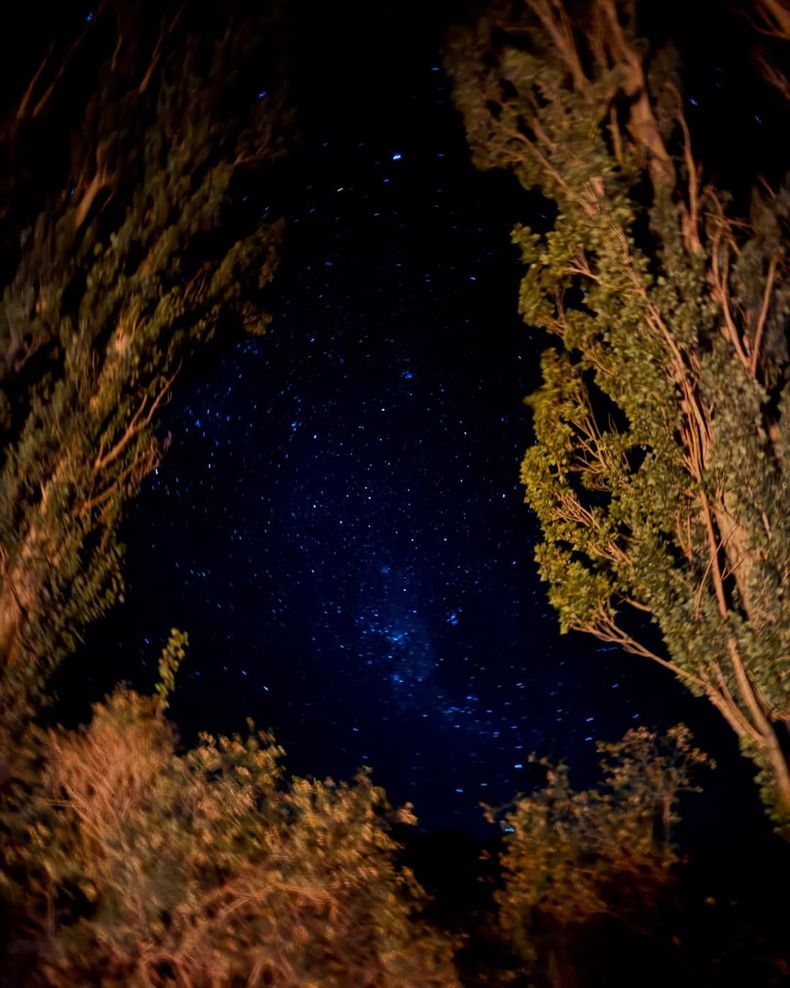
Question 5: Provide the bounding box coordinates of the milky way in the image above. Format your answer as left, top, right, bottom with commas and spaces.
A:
63, 7, 715, 834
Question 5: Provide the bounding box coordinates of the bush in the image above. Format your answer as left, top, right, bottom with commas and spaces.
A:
491, 726, 711, 985
0, 648, 459, 986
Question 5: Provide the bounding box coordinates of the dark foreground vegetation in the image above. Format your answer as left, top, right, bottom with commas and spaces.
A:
0, 1, 788, 984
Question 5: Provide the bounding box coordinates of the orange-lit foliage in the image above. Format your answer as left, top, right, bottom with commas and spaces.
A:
0, 641, 459, 987
491, 726, 711, 980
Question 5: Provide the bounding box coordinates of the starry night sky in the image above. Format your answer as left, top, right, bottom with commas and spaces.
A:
54, 0, 777, 839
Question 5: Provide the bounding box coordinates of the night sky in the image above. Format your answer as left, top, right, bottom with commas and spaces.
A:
55, 1, 775, 839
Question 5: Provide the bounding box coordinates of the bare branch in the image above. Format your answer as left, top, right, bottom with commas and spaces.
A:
93, 369, 178, 475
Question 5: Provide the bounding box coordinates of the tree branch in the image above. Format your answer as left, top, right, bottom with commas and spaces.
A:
749, 255, 778, 376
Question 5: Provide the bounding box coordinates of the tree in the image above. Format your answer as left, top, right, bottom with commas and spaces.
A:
445, 1, 790, 830
0, 2, 288, 716
0, 634, 460, 986
491, 726, 710, 987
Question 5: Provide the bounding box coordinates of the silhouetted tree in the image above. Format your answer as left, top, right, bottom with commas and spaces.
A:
446, 0, 790, 832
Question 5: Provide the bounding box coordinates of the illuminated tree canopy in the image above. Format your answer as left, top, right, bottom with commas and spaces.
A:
0, 3, 287, 713
446, 0, 789, 830
0, 637, 459, 987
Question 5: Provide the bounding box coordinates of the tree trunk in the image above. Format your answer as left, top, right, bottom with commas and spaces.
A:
759, 719, 790, 816
546, 931, 577, 988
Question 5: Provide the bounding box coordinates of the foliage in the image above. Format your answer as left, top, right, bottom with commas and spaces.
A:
0, 652, 460, 986
446, 0, 790, 831
154, 628, 189, 710
491, 725, 711, 984
0, 2, 289, 715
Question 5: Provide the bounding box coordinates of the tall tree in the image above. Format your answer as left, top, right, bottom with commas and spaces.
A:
446, 1, 790, 830
0, 3, 288, 714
